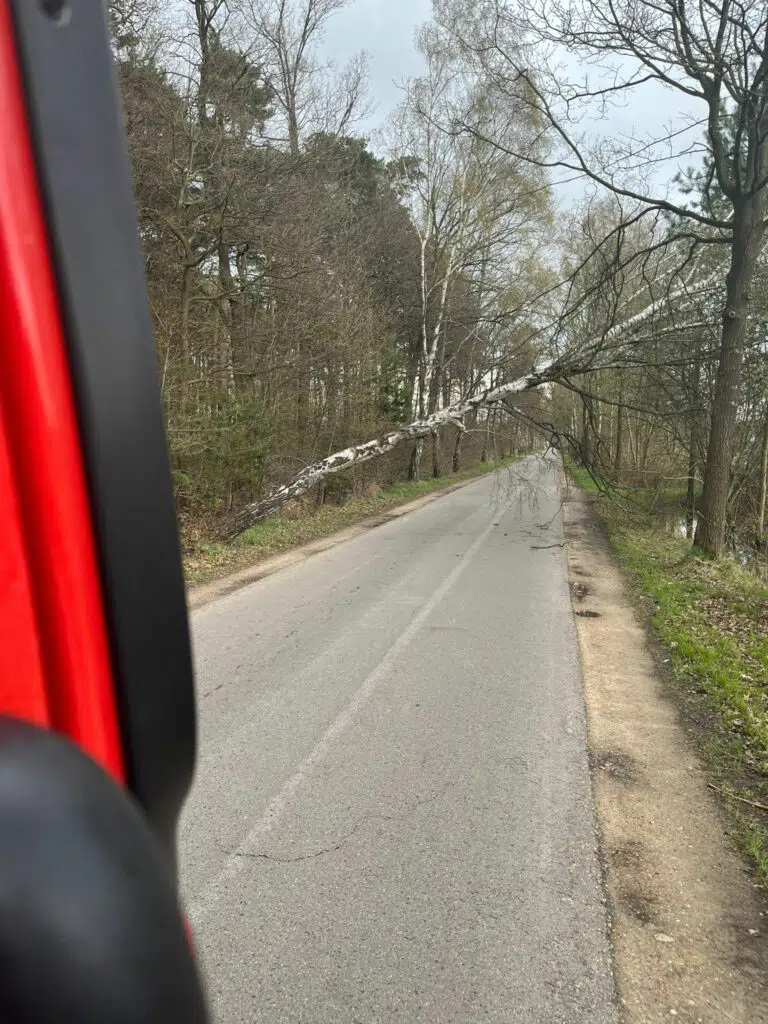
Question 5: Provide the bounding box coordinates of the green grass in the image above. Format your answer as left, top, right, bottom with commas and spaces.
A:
565, 459, 688, 512
567, 463, 768, 888
184, 458, 518, 585
565, 460, 601, 493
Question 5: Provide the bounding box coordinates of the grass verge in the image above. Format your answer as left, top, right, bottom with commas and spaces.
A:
567, 463, 768, 889
185, 458, 517, 586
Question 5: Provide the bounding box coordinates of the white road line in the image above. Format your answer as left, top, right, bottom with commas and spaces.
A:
186, 516, 495, 927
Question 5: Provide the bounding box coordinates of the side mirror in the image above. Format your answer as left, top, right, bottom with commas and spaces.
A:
0, 718, 207, 1023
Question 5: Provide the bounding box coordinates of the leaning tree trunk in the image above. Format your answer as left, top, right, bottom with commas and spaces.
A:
221, 276, 708, 540
695, 203, 765, 557
222, 362, 557, 538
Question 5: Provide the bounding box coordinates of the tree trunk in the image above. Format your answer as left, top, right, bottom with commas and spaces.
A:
295, 339, 310, 446
194, 0, 211, 129
607, 400, 614, 465
627, 412, 638, 472
220, 293, 700, 539
180, 264, 193, 364
408, 439, 423, 481
217, 238, 236, 396
758, 397, 768, 547
696, 203, 765, 556
686, 354, 701, 541
581, 396, 592, 471
287, 106, 300, 159
686, 438, 698, 541
640, 425, 651, 479
614, 393, 623, 483
431, 429, 441, 478
595, 371, 603, 438
452, 426, 463, 473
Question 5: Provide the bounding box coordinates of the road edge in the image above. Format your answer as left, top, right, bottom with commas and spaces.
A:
564, 487, 768, 1024
187, 471, 497, 612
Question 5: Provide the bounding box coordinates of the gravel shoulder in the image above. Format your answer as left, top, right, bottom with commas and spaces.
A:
564, 488, 768, 1024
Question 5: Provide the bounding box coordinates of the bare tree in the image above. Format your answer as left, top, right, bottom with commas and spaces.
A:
115, 0, 768, 558
243, 0, 368, 156
433, 0, 768, 556
388, 19, 551, 479
223, 230, 715, 537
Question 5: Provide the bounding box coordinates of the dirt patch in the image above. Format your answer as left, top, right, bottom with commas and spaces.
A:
565, 489, 768, 1024
591, 750, 640, 785
575, 608, 601, 618
610, 839, 645, 870
570, 580, 590, 601
621, 891, 659, 927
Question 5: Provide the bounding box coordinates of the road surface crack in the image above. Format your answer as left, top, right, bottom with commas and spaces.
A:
224, 782, 457, 865
232, 827, 361, 863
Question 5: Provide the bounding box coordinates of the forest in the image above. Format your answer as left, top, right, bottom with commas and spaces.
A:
111, 0, 768, 568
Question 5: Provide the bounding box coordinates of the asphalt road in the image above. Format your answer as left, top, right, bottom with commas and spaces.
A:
180, 456, 619, 1023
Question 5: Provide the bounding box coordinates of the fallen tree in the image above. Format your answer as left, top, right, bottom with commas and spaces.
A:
223, 364, 555, 538
223, 259, 718, 538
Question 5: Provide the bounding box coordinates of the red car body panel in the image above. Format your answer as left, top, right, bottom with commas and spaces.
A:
0, 0, 123, 780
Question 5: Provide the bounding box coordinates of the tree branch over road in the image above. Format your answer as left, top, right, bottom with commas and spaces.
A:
224, 257, 712, 536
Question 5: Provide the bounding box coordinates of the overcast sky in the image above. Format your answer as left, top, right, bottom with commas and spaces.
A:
318, 0, 705, 209
319, 0, 431, 132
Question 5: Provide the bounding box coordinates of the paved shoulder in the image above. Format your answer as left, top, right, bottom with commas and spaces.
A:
181, 458, 618, 1023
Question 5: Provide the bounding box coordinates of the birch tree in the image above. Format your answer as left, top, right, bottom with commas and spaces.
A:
224, 216, 716, 536
389, 21, 550, 479
434, 0, 768, 556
